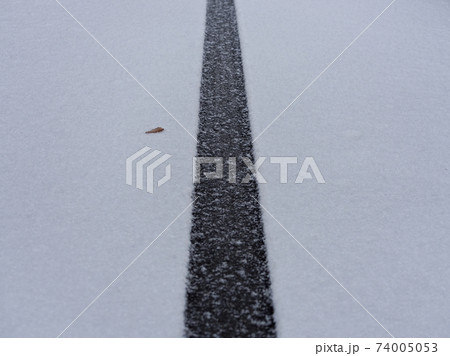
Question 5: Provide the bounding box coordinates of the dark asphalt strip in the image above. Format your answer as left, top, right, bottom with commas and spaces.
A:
184, 0, 277, 337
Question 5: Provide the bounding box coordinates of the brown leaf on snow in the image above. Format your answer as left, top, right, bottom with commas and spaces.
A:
145, 127, 164, 134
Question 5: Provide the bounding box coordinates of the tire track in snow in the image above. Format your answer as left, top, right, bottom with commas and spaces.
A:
184, 0, 277, 337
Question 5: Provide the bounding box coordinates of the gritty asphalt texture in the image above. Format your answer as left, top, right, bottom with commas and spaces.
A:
184, 0, 277, 337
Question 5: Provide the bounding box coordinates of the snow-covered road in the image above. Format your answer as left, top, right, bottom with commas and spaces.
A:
2, 0, 450, 337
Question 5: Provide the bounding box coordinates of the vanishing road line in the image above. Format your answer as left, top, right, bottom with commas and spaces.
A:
184, 0, 277, 337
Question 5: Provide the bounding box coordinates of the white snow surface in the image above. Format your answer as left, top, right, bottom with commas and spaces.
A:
1, 0, 205, 337
237, 0, 450, 337
1, 0, 450, 337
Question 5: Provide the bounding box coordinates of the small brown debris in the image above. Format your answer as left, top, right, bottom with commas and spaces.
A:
146, 127, 164, 134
